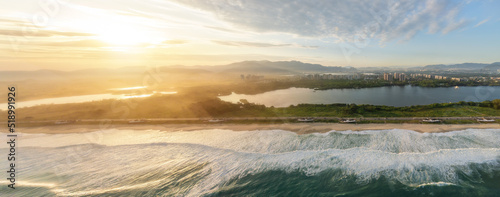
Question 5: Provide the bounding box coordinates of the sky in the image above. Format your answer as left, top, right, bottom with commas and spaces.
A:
0, 0, 499, 71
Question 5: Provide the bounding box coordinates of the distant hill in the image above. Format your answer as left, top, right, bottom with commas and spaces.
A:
0, 69, 67, 81
482, 62, 500, 71
423, 62, 500, 71
201, 60, 356, 74
0, 66, 213, 82
0, 60, 356, 81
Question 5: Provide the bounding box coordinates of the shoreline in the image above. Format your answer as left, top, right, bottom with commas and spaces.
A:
11, 123, 500, 134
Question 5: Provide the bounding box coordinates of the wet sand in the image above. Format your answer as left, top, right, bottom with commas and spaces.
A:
13, 123, 500, 134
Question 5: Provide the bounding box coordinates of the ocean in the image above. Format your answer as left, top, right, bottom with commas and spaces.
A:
1, 128, 500, 196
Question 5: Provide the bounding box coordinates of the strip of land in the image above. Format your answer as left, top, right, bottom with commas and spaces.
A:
8, 116, 500, 123
11, 123, 500, 135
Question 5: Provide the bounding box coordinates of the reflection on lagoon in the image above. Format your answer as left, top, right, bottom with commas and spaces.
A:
109, 86, 148, 91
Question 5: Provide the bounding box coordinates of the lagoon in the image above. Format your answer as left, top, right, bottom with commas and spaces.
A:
0, 91, 177, 110
219, 85, 500, 107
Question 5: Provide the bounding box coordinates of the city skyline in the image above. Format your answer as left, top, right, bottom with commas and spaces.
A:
1, 0, 499, 71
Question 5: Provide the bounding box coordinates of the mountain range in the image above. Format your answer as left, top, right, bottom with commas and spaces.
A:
422, 62, 500, 71
187, 60, 356, 74
1, 61, 499, 82
0, 60, 356, 81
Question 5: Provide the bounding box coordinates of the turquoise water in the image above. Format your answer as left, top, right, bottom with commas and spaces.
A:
1, 129, 500, 196
219, 86, 500, 107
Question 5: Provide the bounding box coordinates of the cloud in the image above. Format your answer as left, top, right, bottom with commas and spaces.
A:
114, 10, 155, 19
0, 18, 27, 25
38, 40, 107, 47
204, 26, 241, 33
0, 29, 95, 37
213, 40, 318, 48
162, 40, 188, 44
170, 0, 470, 43
213, 40, 291, 47
0, 39, 142, 51
0, 17, 96, 37
473, 19, 489, 28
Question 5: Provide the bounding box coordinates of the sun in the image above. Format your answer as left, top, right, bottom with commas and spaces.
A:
97, 24, 150, 46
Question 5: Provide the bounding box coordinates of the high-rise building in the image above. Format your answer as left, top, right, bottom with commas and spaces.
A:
398, 73, 406, 81
383, 73, 393, 81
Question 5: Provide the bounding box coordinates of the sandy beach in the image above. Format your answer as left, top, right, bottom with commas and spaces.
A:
13, 123, 500, 134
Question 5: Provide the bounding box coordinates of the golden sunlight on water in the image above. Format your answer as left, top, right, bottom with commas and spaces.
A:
109, 86, 148, 91
0, 87, 177, 110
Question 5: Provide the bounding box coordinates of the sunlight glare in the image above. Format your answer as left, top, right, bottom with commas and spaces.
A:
97, 24, 151, 46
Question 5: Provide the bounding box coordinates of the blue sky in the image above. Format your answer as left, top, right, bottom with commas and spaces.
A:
0, 0, 498, 70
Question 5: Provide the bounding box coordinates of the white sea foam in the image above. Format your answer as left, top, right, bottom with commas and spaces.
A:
5, 128, 500, 196
0, 180, 57, 188
53, 179, 165, 196
15, 128, 500, 154
414, 182, 457, 187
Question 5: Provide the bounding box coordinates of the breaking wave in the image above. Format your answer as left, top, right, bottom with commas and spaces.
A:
2, 128, 500, 196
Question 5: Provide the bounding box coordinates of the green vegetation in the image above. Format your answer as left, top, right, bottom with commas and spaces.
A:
234, 79, 391, 94
411, 79, 500, 87
274, 101, 500, 117
6, 87, 499, 121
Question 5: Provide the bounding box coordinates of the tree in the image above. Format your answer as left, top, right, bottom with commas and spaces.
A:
493, 99, 500, 110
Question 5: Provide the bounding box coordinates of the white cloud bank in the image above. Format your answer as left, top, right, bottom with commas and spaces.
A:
171, 0, 469, 43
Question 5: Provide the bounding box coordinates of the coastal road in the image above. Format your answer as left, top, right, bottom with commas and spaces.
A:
7, 116, 500, 125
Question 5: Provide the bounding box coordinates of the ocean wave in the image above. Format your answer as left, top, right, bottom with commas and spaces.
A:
414, 182, 457, 187
5, 128, 500, 196
13, 128, 500, 154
